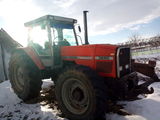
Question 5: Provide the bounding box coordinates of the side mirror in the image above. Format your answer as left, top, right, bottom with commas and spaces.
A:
78, 26, 81, 32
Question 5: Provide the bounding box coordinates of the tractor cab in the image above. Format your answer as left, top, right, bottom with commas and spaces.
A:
24, 15, 78, 68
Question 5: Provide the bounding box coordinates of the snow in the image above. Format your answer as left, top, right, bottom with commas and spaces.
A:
0, 73, 160, 120
0, 80, 65, 120
42, 79, 54, 89
106, 82, 160, 120
0, 81, 20, 105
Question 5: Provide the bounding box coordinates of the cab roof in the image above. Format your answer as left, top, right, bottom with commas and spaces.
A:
24, 15, 77, 27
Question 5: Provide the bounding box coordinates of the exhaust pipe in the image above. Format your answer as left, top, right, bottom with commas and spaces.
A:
83, 11, 89, 45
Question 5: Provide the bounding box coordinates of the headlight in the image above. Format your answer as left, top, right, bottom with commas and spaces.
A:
125, 64, 129, 69
119, 66, 123, 71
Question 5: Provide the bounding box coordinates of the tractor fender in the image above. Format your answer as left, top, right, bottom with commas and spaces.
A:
14, 47, 45, 70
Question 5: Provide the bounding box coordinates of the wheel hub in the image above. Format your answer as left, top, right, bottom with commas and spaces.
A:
72, 87, 84, 102
61, 78, 89, 115
14, 66, 25, 92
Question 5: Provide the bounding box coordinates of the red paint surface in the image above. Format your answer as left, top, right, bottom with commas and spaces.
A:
18, 44, 118, 78
22, 47, 45, 70
61, 44, 118, 78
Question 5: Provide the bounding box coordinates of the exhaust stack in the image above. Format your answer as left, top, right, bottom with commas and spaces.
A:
83, 11, 89, 45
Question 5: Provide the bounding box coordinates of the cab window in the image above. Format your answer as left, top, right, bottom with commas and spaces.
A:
27, 25, 51, 56
51, 23, 77, 46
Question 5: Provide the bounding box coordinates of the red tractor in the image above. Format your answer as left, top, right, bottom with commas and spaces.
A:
9, 11, 153, 120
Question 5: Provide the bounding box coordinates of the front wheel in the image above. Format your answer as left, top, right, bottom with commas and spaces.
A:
55, 65, 107, 120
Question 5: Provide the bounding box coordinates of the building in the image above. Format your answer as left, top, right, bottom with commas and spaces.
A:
0, 28, 22, 82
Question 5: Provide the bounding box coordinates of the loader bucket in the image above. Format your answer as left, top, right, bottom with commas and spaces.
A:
120, 72, 154, 100
131, 59, 160, 82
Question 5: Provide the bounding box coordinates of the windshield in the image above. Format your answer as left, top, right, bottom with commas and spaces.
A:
27, 26, 52, 56
51, 23, 77, 46
28, 26, 48, 48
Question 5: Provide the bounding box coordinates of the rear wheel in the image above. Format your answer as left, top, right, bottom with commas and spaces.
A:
55, 65, 107, 120
9, 51, 42, 101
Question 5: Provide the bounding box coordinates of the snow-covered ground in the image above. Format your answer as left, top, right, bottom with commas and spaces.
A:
0, 79, 160, 120
0, 80, 65, 120
106, 82, 160, 120
1, 65, 160, 120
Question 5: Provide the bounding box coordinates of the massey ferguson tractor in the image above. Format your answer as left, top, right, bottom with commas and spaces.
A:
9, 11, 154, 120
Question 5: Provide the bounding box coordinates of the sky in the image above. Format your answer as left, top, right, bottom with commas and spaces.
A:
0, 0, 160, 46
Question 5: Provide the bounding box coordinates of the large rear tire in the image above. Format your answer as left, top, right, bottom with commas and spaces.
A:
55, 65, 107, 120
9, 51, 42, 101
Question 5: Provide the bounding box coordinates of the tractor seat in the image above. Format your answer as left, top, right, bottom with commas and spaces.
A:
58, 39, 70, 46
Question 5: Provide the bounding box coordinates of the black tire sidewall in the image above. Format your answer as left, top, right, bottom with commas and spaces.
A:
9, 52, 42, 101
55, 66, 105, 120
11, 59, 30, 99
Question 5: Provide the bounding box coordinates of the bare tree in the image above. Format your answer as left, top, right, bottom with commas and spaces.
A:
128, 33, 141, 43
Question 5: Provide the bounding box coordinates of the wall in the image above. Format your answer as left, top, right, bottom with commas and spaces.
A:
4, 48, 10, 80
0, 43, 11, 82
0, 44, 5, 82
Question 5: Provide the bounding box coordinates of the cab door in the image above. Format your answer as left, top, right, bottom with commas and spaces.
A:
51, 23, 78, 68
27, 24, 53, 68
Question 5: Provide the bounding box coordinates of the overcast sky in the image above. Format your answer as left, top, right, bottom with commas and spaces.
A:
0, 0, 160, 45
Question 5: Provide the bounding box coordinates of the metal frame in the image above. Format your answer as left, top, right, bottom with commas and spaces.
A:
46, 20, 54, 68
116, 47, 131, 78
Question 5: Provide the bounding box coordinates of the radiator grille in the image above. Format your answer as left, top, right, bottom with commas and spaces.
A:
117, 47, 131, 78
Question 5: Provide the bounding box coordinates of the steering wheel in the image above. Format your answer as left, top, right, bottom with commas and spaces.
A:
53, 36, 70, 46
